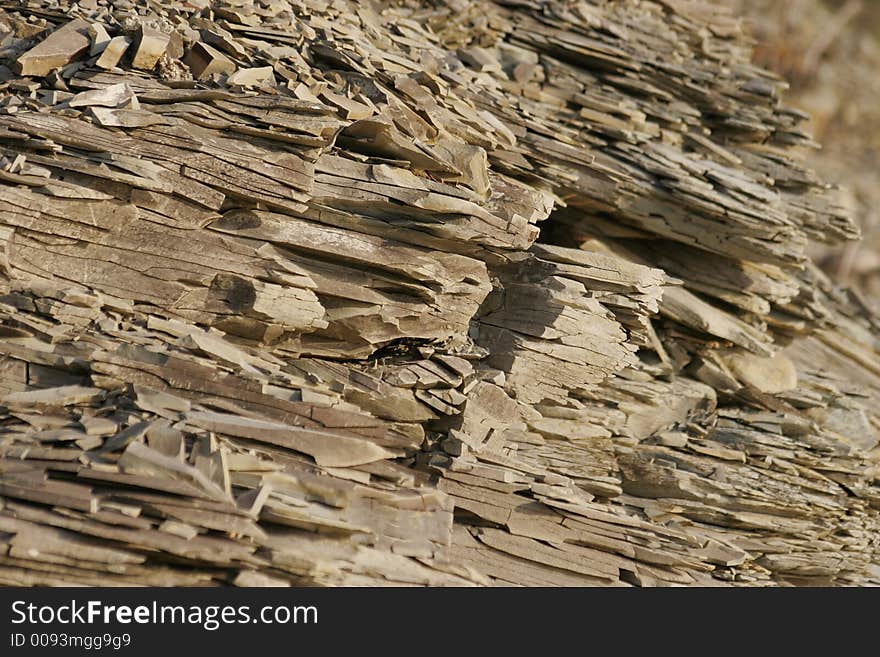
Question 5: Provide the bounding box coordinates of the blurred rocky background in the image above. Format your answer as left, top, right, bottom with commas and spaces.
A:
731, 0, 880, 304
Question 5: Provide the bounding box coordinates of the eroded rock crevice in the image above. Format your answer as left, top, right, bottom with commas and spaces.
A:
0, 0, 878, 586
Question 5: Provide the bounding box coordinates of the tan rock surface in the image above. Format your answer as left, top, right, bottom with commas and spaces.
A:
0, 0, 878, 587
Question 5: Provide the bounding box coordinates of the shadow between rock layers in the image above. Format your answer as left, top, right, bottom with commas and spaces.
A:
0, 0, 878, 586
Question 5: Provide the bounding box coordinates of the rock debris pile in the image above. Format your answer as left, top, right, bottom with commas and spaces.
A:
0, 0, 878, 586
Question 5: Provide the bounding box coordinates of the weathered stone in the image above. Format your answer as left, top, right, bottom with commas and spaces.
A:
95, 35, 131, 70
226, 66, 275, 87
88, 23, 111, 57
0, 0, 877, 591
69, 83, 136, 109
131, 25, 170, 70
719, 350, 798, 394
15, 19, 90, 77
182, 42, 235, 79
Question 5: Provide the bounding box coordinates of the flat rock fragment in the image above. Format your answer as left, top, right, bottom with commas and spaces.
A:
15, 19, 91, 77
0, 0, 877, 589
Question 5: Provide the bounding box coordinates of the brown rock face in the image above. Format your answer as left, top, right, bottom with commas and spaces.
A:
0, 0, 878, 588
15, 18, 90, 76
131, 25, 170, 70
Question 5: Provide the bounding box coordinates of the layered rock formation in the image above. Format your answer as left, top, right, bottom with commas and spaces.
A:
0, 0, 878, 586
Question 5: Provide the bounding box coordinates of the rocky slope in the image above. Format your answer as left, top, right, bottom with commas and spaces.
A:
0, 0, 878, 586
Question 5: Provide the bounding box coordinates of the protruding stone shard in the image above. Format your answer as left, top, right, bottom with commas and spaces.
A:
0, 0, 877, 589
88, 23, 111, 57
719, 350, 798, 394
69, 83, 136, 109
131, 25, 170, 70
95, 35, 131, 70
182, 42, 236, 79
226, 66, 275, 87
15, 19, 91, 77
